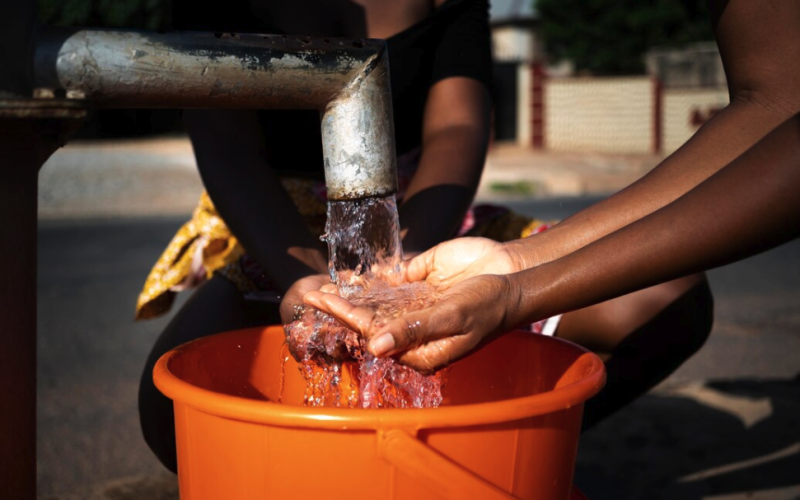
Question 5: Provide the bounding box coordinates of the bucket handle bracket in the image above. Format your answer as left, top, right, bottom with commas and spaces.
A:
377, 428, 521, 500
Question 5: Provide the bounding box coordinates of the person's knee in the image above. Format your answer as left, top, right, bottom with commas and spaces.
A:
557, 273, 713, 355
581, 278, 714, 429
622, 276, 714, 367
619, 272, 714, 358
671, 276, 714, 358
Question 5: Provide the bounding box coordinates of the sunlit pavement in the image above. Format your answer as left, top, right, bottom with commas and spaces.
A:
38, 138, 659, 220
36, 142, 799, 499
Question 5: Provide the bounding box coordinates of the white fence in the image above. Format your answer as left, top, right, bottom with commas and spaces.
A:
544, 76, 657, 154
528, 70, 729, 155
662, 87, 729, 153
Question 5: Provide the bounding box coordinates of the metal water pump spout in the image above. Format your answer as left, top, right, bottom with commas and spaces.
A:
35, 28, 399, 200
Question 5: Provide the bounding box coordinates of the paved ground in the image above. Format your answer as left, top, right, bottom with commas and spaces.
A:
38, 137, 662, 219
36, 140, 799, 499
477, 144, 660, 201
39, 137, 204, 220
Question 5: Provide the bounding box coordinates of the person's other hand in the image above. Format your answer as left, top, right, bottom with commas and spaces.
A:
402, 236, 524, 288
304, 273, 519, 373
280, 273, 331, 324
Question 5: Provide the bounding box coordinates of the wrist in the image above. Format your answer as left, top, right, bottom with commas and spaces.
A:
506, 223, 572, 271
503, 239, 539, 272
498, 272, 525, 332
503, 265, 555, 329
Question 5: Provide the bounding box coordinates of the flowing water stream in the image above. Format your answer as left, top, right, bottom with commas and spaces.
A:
284, 196, 445, 408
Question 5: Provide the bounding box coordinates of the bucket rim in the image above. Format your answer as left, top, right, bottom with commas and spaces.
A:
153, 326, 606, 431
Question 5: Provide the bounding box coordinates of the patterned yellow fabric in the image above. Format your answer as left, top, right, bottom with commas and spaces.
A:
135, 191, 243, 320
521, 218, 550, 238
466, 211, 546, 241
136, 178, 329, 320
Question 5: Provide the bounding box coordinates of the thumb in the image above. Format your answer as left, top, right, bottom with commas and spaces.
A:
319, 283, 339, 294
402, 247, 436, 283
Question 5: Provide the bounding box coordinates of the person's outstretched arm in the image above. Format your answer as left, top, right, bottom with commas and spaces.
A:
506, 112, 800, 328
307, 112, 800, 372
507, 0, 800, 269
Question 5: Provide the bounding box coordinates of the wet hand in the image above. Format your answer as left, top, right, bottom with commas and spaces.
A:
280, 273, 331, 324
403, 237, 524, 288
304, 273, 519, 373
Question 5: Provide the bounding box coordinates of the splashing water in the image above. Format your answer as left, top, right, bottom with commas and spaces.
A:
325, 197, 404, 292
284, 196, 445, 409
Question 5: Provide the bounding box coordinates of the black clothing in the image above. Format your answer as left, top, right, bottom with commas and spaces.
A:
171, 0, 492, 174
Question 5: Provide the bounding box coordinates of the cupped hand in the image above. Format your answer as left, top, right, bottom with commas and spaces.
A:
403, 236, 524, 288
280, 273, 332, 324
304, 273, 519, 373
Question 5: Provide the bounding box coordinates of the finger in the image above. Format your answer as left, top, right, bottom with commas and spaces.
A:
319, 283, 338, 294
303, 291, 380, 337
365, 299, 465, 358
402, 247, 436, 283
394, 334, 480, 374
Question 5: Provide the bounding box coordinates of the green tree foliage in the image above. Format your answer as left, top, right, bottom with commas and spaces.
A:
38, 0, 170, 30
537, 0, 714, 75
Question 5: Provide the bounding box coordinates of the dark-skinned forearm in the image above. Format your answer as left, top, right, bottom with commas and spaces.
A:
510, 98, 799, 269
505, 113, 800, 329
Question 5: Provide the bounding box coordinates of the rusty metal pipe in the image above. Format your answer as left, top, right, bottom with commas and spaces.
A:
321, 54, 397, 200
35, 28, 398, 200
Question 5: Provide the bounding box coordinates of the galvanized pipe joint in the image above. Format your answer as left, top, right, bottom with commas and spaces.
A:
35, 29, 398, 200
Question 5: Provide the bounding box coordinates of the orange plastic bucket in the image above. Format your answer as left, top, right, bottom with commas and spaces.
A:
154, 326, 605, 500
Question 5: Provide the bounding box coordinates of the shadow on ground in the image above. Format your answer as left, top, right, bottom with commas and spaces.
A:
576, 373, 800, 500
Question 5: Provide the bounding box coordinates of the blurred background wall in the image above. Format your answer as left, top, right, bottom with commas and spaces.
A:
490, 0, 722, 155
38, 0, 719, 153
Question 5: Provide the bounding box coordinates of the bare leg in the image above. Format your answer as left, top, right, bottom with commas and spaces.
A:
138, 275, 280, 473
557, 273, 714, 429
